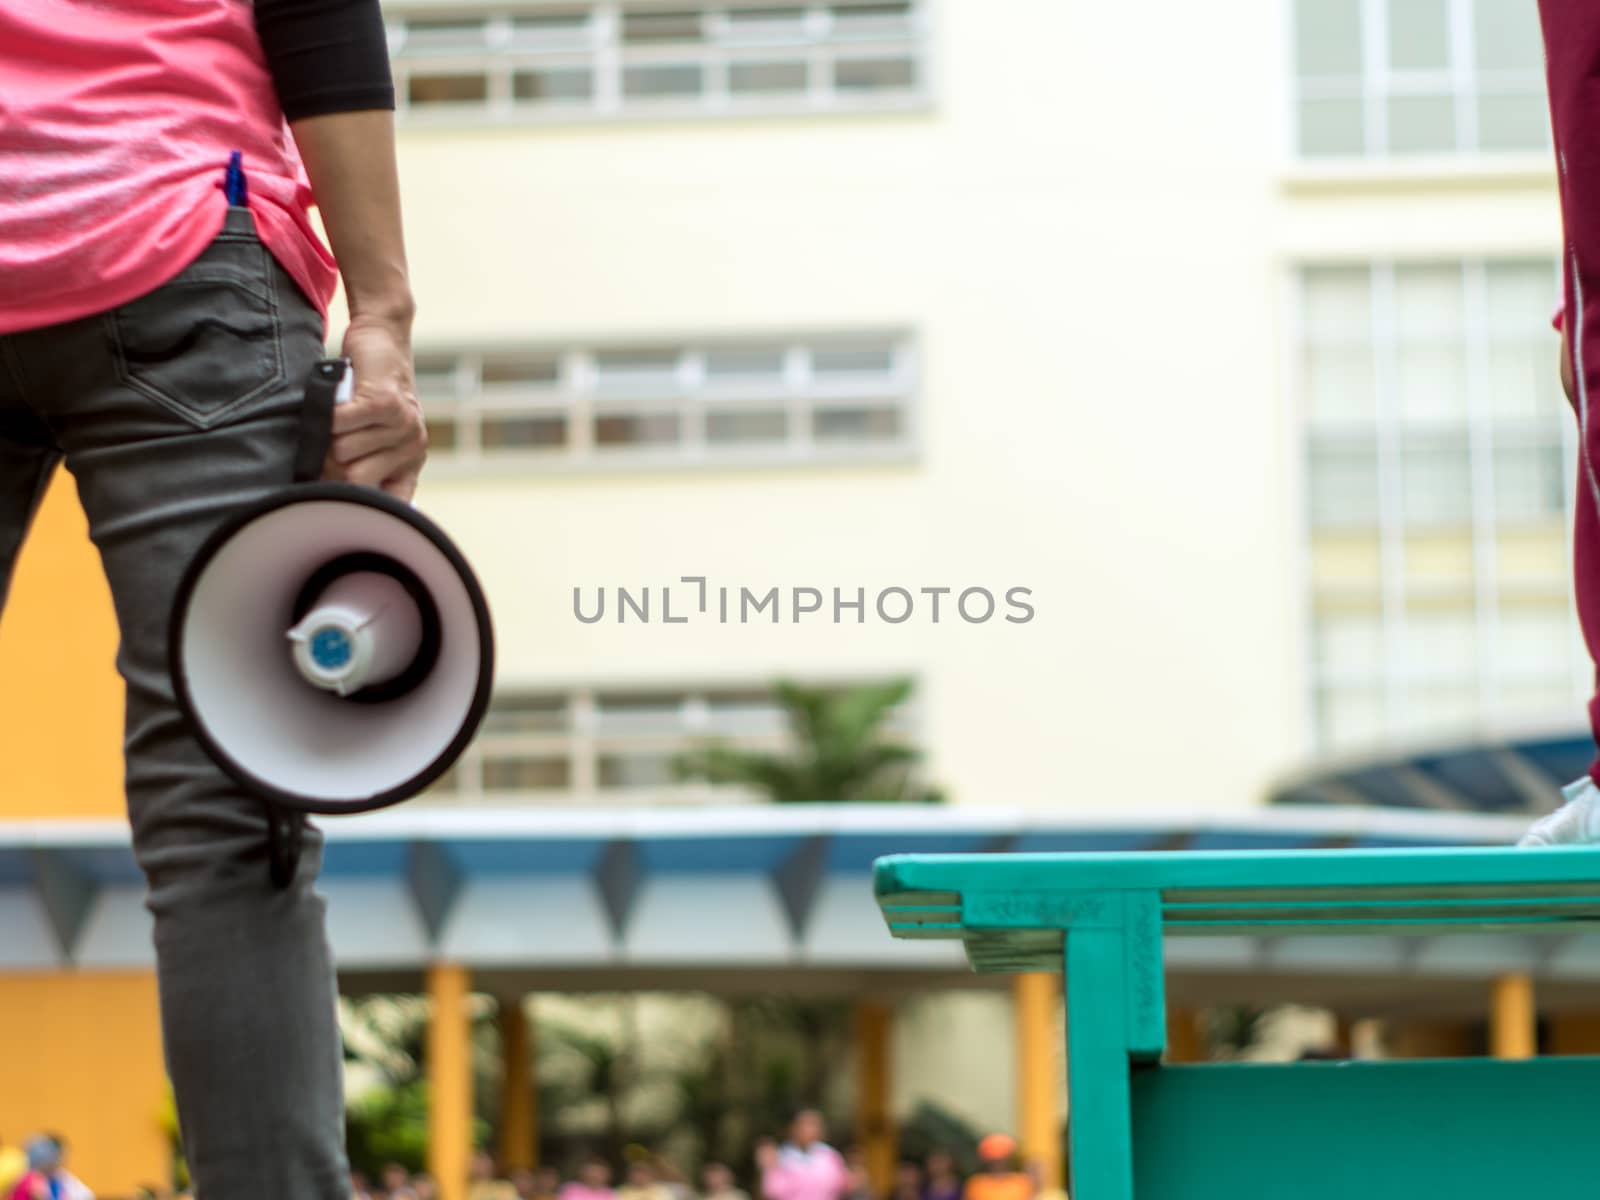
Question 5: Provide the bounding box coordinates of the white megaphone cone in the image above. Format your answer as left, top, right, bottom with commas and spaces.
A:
169, 359, 495, 821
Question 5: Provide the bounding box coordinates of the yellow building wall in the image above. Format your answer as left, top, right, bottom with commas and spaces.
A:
0, 972, 170, 1195
0, 481, 161, 1194
0, 473, 123, 818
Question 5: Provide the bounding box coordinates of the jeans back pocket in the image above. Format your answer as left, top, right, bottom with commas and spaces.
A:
110, 230, 286, 429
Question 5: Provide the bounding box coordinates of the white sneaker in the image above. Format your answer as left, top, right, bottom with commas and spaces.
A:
1519, 776, 1600, 846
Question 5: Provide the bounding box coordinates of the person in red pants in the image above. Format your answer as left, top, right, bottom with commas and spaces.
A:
1524, 4, 1600, 844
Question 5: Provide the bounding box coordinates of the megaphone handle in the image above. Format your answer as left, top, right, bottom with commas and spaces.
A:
293, 358, 353, 483
266, 802, 305, 889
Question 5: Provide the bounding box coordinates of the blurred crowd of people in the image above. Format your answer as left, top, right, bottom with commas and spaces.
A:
3, 1108, 1063, 1200
0, 1134, 93, 1200
351, 1110, 1065, 1200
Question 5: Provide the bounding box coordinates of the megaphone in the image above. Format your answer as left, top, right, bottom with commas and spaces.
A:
169, 360, 494, 873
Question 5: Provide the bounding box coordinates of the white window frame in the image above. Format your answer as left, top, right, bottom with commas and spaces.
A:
385, 0, 935, 126
415, 330, 920, 473
425, 679, 921, 805
1286, 0, 1549, 164
1295, 257, 1586, 752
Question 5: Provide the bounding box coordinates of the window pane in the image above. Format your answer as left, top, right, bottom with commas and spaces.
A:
814, 405, 901, 441
1299, 97, 1366, 156
415, 356, 460, 398
1498, 603, 1572, 674
1404, 531, 1474, 589
723, 7, 809, 43
1401, 439, 1472, 526
485, 695, 569, 734
833, 57, 916, 91
706, 346, 787, 384
831, 2, 914, 37
1305, 346, 1377, 427
514, 68, 595, 103
705, 689, 786, 733
402, 18, 490, 54
1476, 92, 1549, 151
483, 756, 571, 790
409, 74, 490, 105
1474, 0, 1545, 72
1303, 267, 1372, 339
425, 416, 459, 453
1400, 683, 1478, 733
1402, 604, 1476, 678
624, 64, 704, 98
597, 692, 685, 729
1486, 340, 1552, 421
731, 61, 809, 94
1387, 94, 1457, 153
623, 10, 705, 43
594, 347, 682, 394
1309, 443, 1380, 526
707, 408, 789, 444
1314, 609, 1384, 673
1387, 0, 1451, 71
1497, 679, 1577, 717
1485, 262, 1558, 333
813, 344, 896, 376
482, 355, 562, 388
508, 13, 593, 50
1494, 443, 1566, 522
1395, 266, 1465, 338
1396, 344, 1468, 424
1497, 528, 1567, 583
1318, 686, 1385, 748
595, 412, 682, 447
482, 414, 567, 449
1295, 0, 1363, 78
1310, 533, 1382, 587
599, 753, 677, 789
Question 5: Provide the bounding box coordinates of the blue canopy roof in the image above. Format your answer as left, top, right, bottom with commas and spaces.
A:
0, 805, 1532, 976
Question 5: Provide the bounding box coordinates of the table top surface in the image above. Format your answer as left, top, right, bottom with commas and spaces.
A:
874, 846, 1600, 946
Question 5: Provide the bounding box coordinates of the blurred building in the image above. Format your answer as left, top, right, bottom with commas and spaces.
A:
0, 0, 1588, 1195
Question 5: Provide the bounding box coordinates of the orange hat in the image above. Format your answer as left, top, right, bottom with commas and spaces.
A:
977, 1134, 1015, 1162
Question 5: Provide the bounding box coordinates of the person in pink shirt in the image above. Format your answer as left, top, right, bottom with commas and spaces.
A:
756, 1111, 851, 1200
1523, 5, 1600, 844
0, 1, 425, 1196
559, 1156, 620, 1200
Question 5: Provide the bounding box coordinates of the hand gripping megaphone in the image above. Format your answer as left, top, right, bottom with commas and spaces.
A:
169, 359, 495, 885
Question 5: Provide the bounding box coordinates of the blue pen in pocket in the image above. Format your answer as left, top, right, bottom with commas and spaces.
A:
223, 149, 248, 207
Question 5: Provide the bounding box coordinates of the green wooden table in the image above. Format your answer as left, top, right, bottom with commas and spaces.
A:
874, 846, 1600, 1200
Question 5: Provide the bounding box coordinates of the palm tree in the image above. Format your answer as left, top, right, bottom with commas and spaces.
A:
674, 679, 943, 804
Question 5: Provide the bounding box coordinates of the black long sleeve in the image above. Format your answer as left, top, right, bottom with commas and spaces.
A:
252, 0, 396, 123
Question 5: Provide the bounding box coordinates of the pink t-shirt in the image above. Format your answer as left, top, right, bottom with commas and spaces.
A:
0, 0, 339, 335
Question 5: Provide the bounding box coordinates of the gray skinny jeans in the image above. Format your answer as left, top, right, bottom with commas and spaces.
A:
0, 207, 349, 1197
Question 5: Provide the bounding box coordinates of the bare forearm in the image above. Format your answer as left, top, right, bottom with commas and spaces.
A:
1563, 322, 1576, 405
290, 110, 414, 324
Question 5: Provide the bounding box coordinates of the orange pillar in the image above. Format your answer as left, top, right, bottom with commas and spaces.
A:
1490, 973, 1537, 1060
856, 1001, 895, 1197
498, 997, 536, 1171
1013, 973, 1062, 1189
1164, 1008, 1204, 1064
428, 964, 472, 1200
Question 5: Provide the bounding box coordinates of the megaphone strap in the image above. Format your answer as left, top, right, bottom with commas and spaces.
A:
265, 802, 304, 890
293, 359, 346, 483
